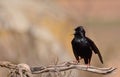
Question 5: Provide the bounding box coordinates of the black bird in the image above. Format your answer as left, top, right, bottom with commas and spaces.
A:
71, 26, 103, 65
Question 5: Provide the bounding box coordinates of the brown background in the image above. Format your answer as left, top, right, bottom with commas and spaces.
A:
0, 0, 119, 77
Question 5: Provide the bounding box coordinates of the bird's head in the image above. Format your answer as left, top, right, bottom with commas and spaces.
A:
74, 26, 86, 38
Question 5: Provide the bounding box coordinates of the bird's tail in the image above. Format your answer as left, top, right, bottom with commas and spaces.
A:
97, 52, 103, 64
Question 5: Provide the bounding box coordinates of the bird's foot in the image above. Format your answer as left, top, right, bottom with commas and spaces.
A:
72, 60, 79, 65
86, 64, 90, 70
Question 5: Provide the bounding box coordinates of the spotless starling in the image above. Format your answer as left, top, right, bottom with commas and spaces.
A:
71, 26, 103, 65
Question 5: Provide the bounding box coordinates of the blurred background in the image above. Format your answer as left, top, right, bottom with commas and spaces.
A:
0, 0, 119, 77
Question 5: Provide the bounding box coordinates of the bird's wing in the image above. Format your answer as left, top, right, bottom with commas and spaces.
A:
87, 37, 103, 64
71, 39, 79, 61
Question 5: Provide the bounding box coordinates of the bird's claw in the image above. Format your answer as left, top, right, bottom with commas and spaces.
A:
72, 60, 79, 65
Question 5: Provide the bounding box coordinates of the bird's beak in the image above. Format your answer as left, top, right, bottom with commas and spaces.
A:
72, 33, 75, 35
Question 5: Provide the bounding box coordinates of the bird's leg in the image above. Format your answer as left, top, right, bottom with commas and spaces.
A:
84, 63, 90, 70
86, 59, 91, 69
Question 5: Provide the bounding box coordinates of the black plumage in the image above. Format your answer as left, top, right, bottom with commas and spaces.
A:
71, 26, 103, 64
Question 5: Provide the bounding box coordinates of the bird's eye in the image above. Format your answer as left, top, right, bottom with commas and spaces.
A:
80, 29, 85, 33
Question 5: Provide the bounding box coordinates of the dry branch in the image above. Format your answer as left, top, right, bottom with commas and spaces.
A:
31, 62, 116, 74
0, 61, 116, 77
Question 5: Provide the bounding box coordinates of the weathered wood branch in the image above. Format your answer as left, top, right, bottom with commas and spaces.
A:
31, 62, 116, 74
0, 61, 116, 77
